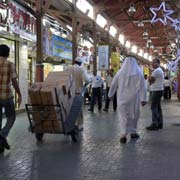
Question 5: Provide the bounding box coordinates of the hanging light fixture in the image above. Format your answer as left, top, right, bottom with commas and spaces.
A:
128, 3, 136, 13
147, 38, 152, 43
143, 29, 148, 37
128, 3, 136, 16
137, 21, 144, 27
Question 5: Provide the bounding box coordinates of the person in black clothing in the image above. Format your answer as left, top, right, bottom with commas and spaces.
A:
103, 69, 117, 112
163, 76, 171, 100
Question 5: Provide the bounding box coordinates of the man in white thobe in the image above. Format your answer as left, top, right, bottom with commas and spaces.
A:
108, 56, 147, 143
65, 57, 89, 131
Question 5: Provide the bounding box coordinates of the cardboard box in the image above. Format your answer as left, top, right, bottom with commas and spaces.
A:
28, 72, 76, 133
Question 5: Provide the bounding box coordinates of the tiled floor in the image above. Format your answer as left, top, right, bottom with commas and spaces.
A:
1, 99, 180, 180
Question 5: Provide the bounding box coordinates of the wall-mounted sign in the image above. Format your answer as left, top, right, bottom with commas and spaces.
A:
51, 34, 72, 60
98, 45, 109, 70
0, 0, 36, 41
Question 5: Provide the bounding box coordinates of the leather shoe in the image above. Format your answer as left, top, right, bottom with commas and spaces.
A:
131, 134, 140, 139
158, 124, 163, 129
88, 109, 93, 112
103, 108, 108, 112
0, 135, 10, 150
120, 137, 127, 143
146, 125, 159, 130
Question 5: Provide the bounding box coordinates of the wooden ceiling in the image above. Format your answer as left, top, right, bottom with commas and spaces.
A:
20, 0, 180, 61
90, 0, 180, 59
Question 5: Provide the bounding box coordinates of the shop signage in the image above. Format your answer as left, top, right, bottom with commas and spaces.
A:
111, 52, 120, 73
98, 45, 109, 70
77, 46, 93, 64
0, 0, 36, 41
51, 34, 72, 60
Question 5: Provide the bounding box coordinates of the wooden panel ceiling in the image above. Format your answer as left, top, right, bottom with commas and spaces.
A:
91, 0, 179, 60
20, 0, 179, 61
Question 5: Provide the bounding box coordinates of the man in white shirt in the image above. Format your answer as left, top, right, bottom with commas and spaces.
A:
88, 69, 104, 112
146, 58, 164, 130
103, 69, 117, 112
66, 57, 89, 94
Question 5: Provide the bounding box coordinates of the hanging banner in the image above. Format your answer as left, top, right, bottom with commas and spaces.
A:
143, 66, 150, 76
98, 45, 109, 70
111, 52, 120, 73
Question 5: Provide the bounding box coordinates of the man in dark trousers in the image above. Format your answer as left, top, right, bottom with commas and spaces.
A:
0, 44, 22, 153
88, 69, 104, 113
103, 69, 117, 112
146, 58, 164, 130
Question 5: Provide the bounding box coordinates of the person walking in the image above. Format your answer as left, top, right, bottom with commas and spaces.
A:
88, 69, 104, 113
108, 55, 147, 143
146, 58, 164, 130
0, 44, 22, 153
65, 57, 89, 131
103, 69, 117, 112
163, 76, 171, 100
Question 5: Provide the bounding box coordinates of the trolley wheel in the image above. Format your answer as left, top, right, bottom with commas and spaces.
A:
35, 133, 44, 141
70, 128, 79, 142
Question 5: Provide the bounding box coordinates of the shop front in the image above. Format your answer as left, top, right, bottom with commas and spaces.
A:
0, 0, 36, 110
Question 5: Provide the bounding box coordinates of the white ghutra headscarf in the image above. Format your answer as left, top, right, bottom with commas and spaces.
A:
120, 56, 142, 77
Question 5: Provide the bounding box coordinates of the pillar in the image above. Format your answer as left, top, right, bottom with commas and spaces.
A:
72, 0, 77, 64
35, 13, 44, 82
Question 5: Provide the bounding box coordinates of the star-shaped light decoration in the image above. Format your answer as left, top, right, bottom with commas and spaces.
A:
150, 2, 174, 25
172, 19, 180, 31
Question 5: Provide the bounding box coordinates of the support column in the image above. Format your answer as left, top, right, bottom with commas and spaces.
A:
72, 0, 77, 64
177, 33, 180, 100
93, 22, 97, 70
35, 13, 44, 82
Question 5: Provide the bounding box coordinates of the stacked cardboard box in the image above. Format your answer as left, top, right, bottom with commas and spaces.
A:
28, 72, 76, 133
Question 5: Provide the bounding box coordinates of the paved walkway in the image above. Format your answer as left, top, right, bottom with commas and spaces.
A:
1, 99, 180, 180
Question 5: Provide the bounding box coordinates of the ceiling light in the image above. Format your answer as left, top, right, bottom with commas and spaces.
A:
128, 3, 136, 13
147, 39, 152, 43
137, 21, 144, 27
150, 44, 155, 49
143, 29, 148, 37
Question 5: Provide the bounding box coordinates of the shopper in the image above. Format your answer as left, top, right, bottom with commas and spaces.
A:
0, 44, 22, 153
65, 57, 89, 131
108, 56, 147, 143
88, 69, 104, 113
163, 76, 171, 100
103, 69, 117, 112
146, 58, 164, 130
